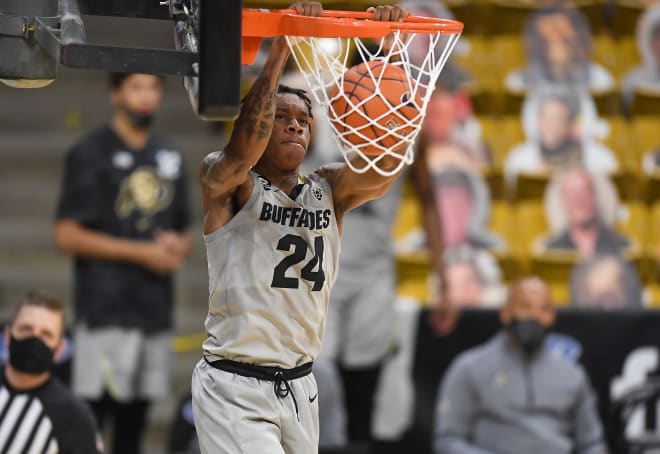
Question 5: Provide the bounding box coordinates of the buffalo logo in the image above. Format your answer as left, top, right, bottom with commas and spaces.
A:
115, 167, 173, 231
312, 187, 323, 201
258, 176, 272, 191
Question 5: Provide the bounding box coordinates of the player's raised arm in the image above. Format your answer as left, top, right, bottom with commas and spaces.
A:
199, 2, 322, 234
199, 38, 288, 227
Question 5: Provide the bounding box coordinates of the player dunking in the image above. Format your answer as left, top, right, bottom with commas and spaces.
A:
191, 3, 410, 452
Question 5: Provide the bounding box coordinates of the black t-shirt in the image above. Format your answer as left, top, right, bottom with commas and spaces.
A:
55, 126, 190, 332
0, 368, 100, 454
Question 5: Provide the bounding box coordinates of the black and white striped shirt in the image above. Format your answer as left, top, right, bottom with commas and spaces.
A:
0, 369, 99, 454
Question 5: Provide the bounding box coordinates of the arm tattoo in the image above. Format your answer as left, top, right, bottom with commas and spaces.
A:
258, 121, 271, 139
237, 81, 276, 140
245, 119, 258, 137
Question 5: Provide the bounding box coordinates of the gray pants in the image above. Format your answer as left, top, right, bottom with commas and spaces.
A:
191, 358, 320, 454
73, 324, 172, 402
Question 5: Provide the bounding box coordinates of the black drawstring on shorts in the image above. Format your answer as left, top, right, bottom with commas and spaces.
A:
274, 371, 300, 419
205, 357, 312, 420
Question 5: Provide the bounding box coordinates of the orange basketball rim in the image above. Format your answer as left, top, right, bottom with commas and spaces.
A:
240, 7, 464, 177
241, 8, 464, 65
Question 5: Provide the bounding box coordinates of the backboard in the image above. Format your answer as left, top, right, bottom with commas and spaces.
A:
0, 0, 241, 121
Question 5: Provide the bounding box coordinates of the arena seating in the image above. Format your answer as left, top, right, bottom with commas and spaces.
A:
394, 0, 660, 307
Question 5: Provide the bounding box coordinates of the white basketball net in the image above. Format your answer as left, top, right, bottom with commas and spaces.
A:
286, 30, 461, 176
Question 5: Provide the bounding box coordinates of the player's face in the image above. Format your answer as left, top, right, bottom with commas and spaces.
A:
10, 306, 63, 351
263, 93, 312, 170
561, 170, 597, 228
111, 74, 163, 116
537, 99, 572, 149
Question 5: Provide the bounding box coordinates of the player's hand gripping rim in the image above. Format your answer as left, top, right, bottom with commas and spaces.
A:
368, 5, 410, 58
367, 5, 410, 23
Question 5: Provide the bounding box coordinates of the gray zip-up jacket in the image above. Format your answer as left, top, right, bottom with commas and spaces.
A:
433, 333, 607, 454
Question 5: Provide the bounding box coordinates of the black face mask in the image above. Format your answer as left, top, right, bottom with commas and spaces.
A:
122, 107, 154, 130
506, 318, 547, 355
8, 335, 55, 374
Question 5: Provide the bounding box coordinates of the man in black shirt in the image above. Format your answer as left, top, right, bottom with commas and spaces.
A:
54, 73, 191, 454
1, 292, 100, 454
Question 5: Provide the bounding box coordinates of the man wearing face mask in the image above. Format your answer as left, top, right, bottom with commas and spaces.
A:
0, 292, 100, 453
53, 73, 191, 454
433, 277, 607, 454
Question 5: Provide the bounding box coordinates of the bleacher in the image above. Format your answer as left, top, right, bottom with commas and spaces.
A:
393, 0, 660, 307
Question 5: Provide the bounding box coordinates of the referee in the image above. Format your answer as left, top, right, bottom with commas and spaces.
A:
0, 292, 100, 454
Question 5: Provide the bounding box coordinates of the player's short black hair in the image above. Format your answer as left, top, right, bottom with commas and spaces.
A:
109, 72, 165, 90
277, 84, 314, 119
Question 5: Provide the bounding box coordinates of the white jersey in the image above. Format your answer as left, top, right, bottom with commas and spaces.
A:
203, 170, 340, 369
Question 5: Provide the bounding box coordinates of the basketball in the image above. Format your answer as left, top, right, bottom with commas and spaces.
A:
328, 60, 423, 156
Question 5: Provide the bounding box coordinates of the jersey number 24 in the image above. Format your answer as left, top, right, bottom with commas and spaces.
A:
271, 234, 325, 291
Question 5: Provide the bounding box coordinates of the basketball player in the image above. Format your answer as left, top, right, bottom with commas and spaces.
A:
191, 2, 410, 453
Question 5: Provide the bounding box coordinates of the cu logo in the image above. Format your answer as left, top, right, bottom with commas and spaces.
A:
611, 347, 660, 438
